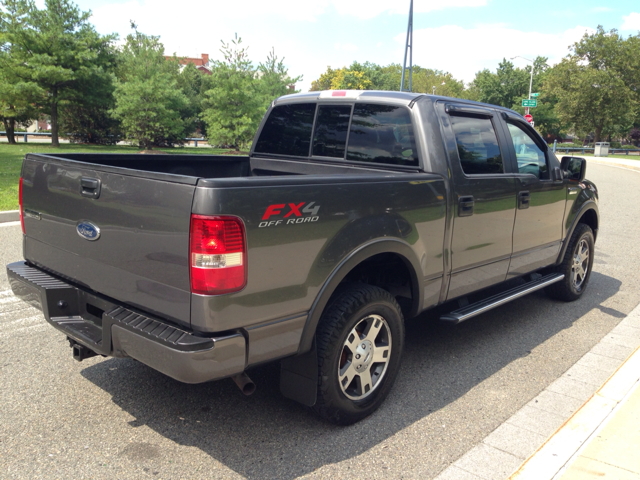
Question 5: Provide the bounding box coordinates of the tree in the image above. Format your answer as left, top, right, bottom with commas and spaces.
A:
59, 67, 120, 144
12, 0, 116, 147
309, 61, 465, 97
257, 48, 301, 105
0, 0, 40, 143
176, 62, 211, 137
111, 24, 190, 149
201, 38, 263, 150
544, 26, 640, 143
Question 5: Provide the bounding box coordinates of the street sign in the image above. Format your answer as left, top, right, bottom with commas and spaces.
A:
522, 99, 537, 107
524, 114, 533, 123
531, 93, 540, 97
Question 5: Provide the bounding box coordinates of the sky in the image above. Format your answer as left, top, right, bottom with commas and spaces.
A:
47, 0, 640, 92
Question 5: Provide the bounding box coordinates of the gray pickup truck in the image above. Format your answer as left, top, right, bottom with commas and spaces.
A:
7, 90, 599, 424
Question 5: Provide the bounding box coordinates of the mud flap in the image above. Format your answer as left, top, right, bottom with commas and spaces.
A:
279, 339, 318, 406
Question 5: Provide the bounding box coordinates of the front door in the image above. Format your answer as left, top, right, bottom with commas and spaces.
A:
501, 119, 566, 277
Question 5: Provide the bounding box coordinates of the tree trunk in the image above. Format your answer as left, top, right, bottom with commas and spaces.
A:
593, 125, 603, 145
3, 119, 16, 145
51, 89, 59, 147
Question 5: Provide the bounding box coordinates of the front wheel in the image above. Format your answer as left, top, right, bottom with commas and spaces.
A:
313, 284, 404, 425
546, 223, 595, 301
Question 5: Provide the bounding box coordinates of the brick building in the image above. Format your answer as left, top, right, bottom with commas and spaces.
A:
166, 53, 211, 75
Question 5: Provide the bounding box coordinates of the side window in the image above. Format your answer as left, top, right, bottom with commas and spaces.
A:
346, 104, 419, 166
450, 114, 504, 175
507, 123, 549, 179
312, 105, 352, 158
254, 103, 316, 157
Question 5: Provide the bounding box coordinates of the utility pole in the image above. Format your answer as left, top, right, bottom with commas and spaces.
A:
511, 56, 534, 115
400, 0, 413, 92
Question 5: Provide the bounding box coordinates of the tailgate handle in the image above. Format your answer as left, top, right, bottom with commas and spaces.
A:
81, 177, 101, 199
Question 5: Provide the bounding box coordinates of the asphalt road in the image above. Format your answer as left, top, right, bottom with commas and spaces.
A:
1, 162, 639, 480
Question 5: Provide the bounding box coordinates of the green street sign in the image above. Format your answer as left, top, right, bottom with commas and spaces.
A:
522, 99, 538, 107
531, 92, 540, 97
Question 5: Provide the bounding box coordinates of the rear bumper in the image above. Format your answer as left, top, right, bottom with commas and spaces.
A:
6, 262, 246, 383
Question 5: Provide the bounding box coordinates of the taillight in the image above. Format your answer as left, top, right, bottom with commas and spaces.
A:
19, 177, 24, 234
189, 215, 247, 295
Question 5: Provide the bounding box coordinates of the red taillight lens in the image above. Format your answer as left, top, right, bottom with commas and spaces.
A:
19, 177, 24, 234
189, 215, 247, 295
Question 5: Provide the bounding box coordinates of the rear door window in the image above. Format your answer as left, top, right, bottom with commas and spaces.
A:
346, 104, 418, 166
450, 114, 504, 175
254, 103, 316, 157
312, 105, 352, 158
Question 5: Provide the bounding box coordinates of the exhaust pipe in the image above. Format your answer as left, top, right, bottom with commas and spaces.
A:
231, 372, 256, 396
72, 343, 97, 362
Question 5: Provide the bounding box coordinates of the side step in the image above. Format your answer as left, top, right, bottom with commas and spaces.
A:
440, 273, 565, 324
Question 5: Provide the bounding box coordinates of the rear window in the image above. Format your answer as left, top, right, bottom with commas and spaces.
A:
254, 101, 419, 167
312, 105, 352, 158
347, 104, 418, 166
254, 103, 316, 156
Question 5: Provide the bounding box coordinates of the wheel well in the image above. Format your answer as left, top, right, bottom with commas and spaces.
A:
579, 209, 598, 240
341, 252, 415, 317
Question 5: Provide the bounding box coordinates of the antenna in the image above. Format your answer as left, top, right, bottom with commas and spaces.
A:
400, 0, 413, 92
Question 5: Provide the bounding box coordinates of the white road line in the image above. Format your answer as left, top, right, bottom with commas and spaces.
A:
0, 315, 44, 330
0, 323, 48, 338
0, 221, 21, 227
0, 296, 20, 304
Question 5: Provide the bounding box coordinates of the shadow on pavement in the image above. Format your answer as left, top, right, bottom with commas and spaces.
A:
80, 271, 622, 479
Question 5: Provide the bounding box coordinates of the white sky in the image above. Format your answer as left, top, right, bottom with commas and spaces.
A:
61, 0, 640, 92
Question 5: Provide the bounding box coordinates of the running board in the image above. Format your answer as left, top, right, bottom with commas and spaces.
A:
440, 273, 565, 324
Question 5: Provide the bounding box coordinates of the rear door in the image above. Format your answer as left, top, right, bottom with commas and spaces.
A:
438, 103, 517, 299
21, 155, 196, 327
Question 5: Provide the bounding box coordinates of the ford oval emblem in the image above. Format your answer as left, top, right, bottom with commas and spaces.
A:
76, 221, 101, 241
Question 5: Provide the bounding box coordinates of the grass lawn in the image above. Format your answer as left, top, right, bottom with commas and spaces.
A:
0, 143, 233, 211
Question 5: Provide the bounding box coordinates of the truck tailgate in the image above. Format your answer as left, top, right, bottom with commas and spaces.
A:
21, 155, 196, 327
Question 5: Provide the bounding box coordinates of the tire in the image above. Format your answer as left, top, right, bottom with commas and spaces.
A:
546, 223, 595, 302
313, 283, 404, 425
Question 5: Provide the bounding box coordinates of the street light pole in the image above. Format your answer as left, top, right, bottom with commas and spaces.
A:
511, 56, 534, 115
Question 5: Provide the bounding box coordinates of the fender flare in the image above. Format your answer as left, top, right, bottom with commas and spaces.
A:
556, 201, 599, 264
297, 238, 423, 355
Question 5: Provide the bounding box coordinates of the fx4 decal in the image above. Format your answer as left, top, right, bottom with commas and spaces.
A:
259, 202, 320, 228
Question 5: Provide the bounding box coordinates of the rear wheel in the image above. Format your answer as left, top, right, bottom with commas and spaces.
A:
546, 223, 594, 301
313, 284, 404, 425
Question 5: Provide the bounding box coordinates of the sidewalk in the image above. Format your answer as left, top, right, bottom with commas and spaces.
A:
511, 326, 640, 480
567, 153, 640, 172
435, 303, 640, 480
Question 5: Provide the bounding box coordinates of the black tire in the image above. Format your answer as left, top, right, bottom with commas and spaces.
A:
313, 283, 404, 425
546, 223, 595, 302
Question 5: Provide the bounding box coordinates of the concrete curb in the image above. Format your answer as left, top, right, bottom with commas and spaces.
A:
434, 302, 640, 480
585, 157, 640, 173
0, 210, 19, 223
510, 320, 640, 479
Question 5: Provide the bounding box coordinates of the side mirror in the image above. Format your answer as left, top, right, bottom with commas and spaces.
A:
560, 156, 587, 182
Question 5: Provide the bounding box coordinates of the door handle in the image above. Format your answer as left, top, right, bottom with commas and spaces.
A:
458, 195, 475, 217
518, 191, 530, 209
81, 177, 101, 199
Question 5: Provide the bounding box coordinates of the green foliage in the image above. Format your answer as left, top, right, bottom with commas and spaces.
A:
257, 48, 302, 103
202, 38, 300, 150
202, 38, 262, 150
5, 0, 117, 146
544, 26, 640, 143
0, 0, 41, 143
309, 61, 465, 98
111, 24, 190, 149
176, 62, 211, 137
